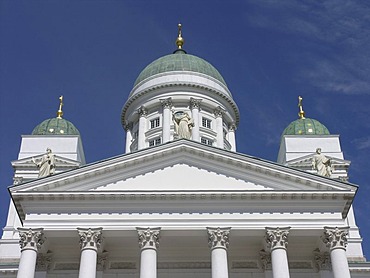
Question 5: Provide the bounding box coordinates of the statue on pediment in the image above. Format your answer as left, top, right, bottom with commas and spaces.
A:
32, 148, 56, 178
312, 148, 331, 177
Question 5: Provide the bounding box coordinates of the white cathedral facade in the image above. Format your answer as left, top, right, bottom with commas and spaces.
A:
0, 26, 369, 278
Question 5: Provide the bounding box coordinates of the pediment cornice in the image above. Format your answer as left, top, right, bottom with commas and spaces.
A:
10, 140, 357, 194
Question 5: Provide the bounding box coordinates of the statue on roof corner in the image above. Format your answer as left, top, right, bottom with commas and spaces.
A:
32, 148, 56, 178
312, 148, 331, 177
172, 111, 194, 139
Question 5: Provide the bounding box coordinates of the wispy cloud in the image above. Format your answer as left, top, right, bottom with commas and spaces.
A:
351, 136, 370, 150
246, 0, 370, 95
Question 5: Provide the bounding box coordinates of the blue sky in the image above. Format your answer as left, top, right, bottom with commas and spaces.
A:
1, 0, 369, 258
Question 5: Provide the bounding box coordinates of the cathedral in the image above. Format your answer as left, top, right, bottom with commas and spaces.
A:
0, 25, 369, 278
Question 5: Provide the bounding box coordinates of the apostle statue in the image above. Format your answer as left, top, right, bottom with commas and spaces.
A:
312, 148, 331, 177
172, 111, 194, 139
32, 148, 56, 178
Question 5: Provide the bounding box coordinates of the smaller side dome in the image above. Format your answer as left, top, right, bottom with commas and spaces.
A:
32, 118, 80, 135
283, 118, 330, 135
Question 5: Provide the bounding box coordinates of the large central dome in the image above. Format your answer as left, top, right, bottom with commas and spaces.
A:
134, 50, 227, 86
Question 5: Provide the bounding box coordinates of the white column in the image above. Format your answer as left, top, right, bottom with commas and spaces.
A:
160, 98, 172, 143
124, 122, 133, 153
214, 107, 225, 148
313, 249, 333, 278
228, 123, 236, 151
265, 227, 290, 278
190, 98, 202, 142
138, 106, 148, 150
137, 227, 161, 278
17, 228, 45, 278
207, 227, 231, 278
77, 227, 103, 278
322, 227, 350, 278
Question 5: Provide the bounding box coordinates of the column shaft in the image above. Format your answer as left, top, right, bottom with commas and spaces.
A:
227, 123, 236, 151
211, 248, 229, 278
79, 249, 98, 278
330, 248, 350, 278
125, 128, 132, 153
17, 249, 38, 278
162, 107, 171, 143
271, 248, 290, 278
137, 228, 161, 278
140, 248, 157, 278
228, 128, 236, 151
138, 107, 147, 150
191, 107, 199, 141
216, 116, 223, 148
190, 98, 201, 142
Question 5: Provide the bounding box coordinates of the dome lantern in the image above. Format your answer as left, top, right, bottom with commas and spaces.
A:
32, 96, 80, 136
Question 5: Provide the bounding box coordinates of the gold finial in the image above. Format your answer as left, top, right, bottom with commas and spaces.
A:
176, 23, 184, 49
298, 96, 305, 119
57, 95, 63, 119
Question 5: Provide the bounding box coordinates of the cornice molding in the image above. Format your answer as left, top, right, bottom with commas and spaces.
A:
122, 80, 240, 126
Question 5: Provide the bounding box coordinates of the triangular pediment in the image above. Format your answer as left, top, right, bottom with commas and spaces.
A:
9, 140, 357, 220
286, 153, 350, 168
12, 154, 81, 169
10, 140, 356, 193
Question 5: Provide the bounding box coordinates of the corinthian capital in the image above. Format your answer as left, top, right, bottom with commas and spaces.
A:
313, 248, 331, 271
190, 98, 202, 109
214, 106, 226, 117
77, 227, 103, 251
259, 249, 272, 270
265, 227, 290, 251
229, 122, 237, 131
18, 228, 45, 252
36, 252, 53, 271
322, 226, 349, 251
138, 106, 148, 117
137, 227, 161, 250
160, 97, 172, 109
207, 227, 231, 250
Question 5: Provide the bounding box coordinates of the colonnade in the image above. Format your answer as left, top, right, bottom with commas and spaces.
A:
126, 98, 237, 152
16, 226, 350, 278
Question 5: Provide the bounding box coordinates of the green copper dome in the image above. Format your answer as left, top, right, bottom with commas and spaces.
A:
32, 117, 80, 135
134, 50, 227, 86
283, 118, 330, 135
